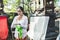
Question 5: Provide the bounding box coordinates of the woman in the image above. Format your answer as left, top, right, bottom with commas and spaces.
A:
11, 6, 28, 40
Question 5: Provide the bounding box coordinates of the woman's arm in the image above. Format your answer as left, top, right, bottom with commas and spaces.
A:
11, 16, 17, 28
22, 17, 28, 29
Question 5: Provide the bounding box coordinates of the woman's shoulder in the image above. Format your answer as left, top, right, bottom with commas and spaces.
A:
23, 15, 28, 19
14, 16, 18, 19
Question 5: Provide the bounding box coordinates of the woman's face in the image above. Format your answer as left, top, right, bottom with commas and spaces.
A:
17, 8, 23, 16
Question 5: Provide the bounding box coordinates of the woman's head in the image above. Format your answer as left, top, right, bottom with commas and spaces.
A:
17, 6, 24, 16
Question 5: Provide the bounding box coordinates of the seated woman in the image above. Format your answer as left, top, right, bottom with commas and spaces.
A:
11, 6, 28, 40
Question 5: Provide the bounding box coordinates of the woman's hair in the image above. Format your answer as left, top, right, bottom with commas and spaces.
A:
17, 6, 28, 16
17, 6, 24, 12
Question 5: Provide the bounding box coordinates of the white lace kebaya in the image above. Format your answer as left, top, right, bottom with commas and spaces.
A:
11, 15, 28, 39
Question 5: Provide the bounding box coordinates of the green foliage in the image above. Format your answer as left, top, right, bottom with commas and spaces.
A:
3, 0, 8, 5
27, 0, 30, 2
54, 0, 60, 3
6, 12, 15, 26
3, 0, 21, 12
54, 0, 60, 7
23, 0, 33, 17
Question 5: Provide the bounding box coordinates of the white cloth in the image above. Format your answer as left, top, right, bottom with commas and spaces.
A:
11, 15, 28, 39
27, 16, 49, 40
56, 34, 60, 40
